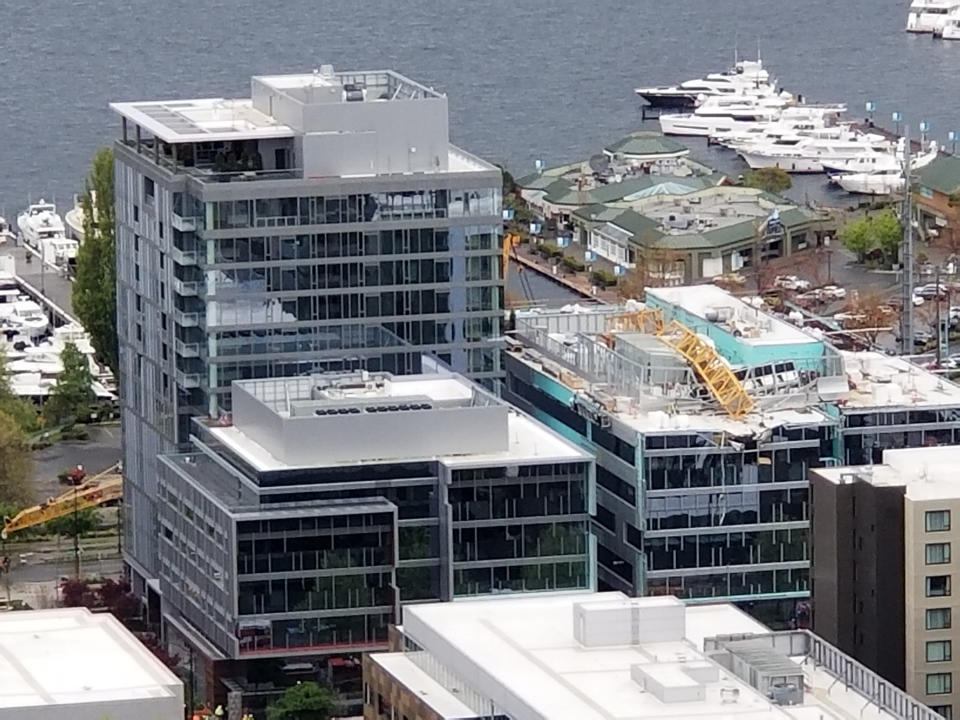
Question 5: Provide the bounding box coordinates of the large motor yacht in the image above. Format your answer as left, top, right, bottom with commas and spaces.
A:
830, 141, 941, 195
738, 134, 894, 174
906, 0, 960, 32
658, 95, 789, 137
16, 200, 78, 265
937, 6, 960, 36
636, 58, 776, 109
17, 200, 65, 249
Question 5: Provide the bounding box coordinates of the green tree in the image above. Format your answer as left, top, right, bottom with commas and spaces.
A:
742, 167, 792, 194
73, 148, 117, 375
43, 342, 94, 427
840, 216, 874, 262
840, 208, 902, 265
266, 682, 336, 720
872, 208, 903, 265
43, 507, 99, 538
0, 349, 39, 433
0, 411, 34, 508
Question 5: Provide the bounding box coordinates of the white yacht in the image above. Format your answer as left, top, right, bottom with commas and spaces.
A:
738, 133, 894, 174
43, 235, 79, 265
636, 58, 776, 109
907, 0, 960, 32
938, 6, 960, 36
659, 95, 791, 137
17, 200, 65, 249
0, 298, 49, 341
64, 194, 88, 243
831, 141, 941, 195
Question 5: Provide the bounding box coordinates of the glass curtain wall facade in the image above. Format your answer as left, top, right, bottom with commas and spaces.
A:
158, 423, 594, 662
115, 144, 503, 583
503, 360, 835, 621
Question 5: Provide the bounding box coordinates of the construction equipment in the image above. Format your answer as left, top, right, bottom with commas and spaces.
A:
2, 463, 122, 539
501, 232, 535, 305
607, 308, 755, 419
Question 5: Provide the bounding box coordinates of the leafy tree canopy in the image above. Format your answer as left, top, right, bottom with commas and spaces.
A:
742, 167, 792, 194
42, 341, 94, 427
73, 147, 117, 375
266, 682, 337, 720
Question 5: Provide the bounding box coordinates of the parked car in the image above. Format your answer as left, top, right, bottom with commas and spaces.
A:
819, 285, 847, 300
774, 275, 811, 291
833, 311, 866, 327
915, 283, 949, 300
914, 330, 934, 346
796, 290, 823, 303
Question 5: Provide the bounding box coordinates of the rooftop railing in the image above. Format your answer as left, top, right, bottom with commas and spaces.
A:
705, 631, 944, 720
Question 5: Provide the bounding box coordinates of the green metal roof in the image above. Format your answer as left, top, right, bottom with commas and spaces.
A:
608, 209, 663, 240
604, 132, 688, 158
917, 154, 960, 196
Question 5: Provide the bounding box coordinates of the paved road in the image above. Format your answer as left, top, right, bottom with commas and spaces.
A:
31, 423, 121, 501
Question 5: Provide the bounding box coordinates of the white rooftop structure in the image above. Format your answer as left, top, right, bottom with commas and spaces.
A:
815, 446, 960, 500
377, 591, 928, 720
111, 66, 496, 177
208, 370, 590, 471
0, 608, 183, 720
841, 350, 960, 409
647, 285, 817, 346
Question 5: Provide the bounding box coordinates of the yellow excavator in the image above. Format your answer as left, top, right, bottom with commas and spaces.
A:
2, 464, 123, 539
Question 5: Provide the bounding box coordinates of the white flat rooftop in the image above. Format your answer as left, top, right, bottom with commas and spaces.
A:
110, 98, 295, 143
841, 351, 960, 409
815, 446, 960, 500
208, 409, 589, 471
0, 608, 182, 718
397, 592, 901, 720
648, 285, 817, 346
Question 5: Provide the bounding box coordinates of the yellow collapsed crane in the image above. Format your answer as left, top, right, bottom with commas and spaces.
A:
2, 464, 123, 539
608, 308, 755, 419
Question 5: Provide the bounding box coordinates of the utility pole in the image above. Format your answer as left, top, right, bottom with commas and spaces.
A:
901, 126, 915, 355
937, 264, 943, 365
73, 487, 80, 578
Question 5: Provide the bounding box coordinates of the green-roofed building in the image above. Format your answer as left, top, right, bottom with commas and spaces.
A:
603, 131, 689, 163
915, 153, 960, 239
570, 186, 830, 282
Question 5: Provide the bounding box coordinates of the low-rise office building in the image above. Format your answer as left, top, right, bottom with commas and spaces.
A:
0, 608, 183, 720
363, 591, 937, 720
503, 284, 960, 625
812, 446, 960, 718
156, 367, 594, 714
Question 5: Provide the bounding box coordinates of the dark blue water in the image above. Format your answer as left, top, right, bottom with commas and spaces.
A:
3, 0, 956, 217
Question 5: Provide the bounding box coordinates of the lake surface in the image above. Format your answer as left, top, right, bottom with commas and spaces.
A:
3, 0, 956, 220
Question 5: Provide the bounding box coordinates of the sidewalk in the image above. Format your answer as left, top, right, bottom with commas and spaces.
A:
514, 241, 621, 304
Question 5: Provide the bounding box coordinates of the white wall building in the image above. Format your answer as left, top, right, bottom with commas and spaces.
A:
364, 591, 940, 720
0, 607, 183, 720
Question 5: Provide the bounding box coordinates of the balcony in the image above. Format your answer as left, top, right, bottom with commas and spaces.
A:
171, 213, 197, 232
173, 279, 202, 296
174, 310, 201, 328
175, 339, 200, 358
170, 247, 198, 266
176, 371, 202, 389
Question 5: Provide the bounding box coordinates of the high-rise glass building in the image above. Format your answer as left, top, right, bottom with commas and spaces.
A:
109, 67, 503, 589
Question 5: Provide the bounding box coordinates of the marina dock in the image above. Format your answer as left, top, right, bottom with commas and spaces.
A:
4, 243, 77, 327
